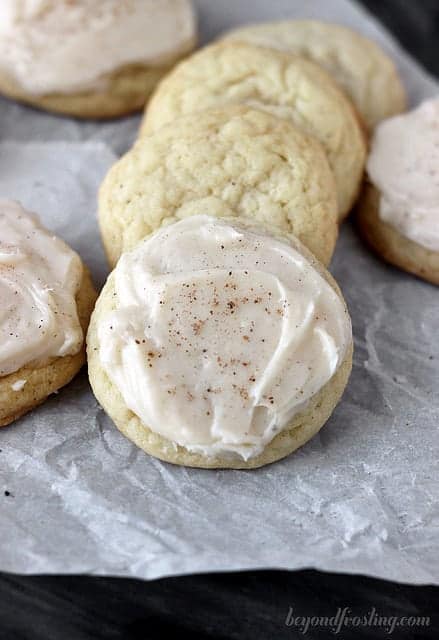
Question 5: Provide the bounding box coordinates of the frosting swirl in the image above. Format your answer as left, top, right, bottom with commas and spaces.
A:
97, 217, 351, 460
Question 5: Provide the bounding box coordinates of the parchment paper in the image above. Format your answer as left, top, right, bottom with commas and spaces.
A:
0, 0, 438, 585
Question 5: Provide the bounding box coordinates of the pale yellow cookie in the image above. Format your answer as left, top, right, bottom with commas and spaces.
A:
356, 183, 439, 285
87, 219, 353, 469
222, 20, 406, 132
99, 106, 338, 267
0, 267, 96, 427
141, 41, 367, 219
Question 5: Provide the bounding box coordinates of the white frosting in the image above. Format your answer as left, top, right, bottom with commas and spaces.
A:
0, 0, 196, 95
367, 97, 439, 252
0, 200, 84, 377
97, 216, 351, 460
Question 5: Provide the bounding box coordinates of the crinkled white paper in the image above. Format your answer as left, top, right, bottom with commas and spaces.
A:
0, 0, 438, 585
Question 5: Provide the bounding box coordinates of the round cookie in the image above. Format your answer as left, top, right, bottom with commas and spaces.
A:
0, 267, 96, 427
222, 20, 406, 132
0, 0, 196, 119
99, 106, 338, 267
356, 183, 439, 285
87, 218, 353, 470
358, 97, 439, 285
141, 41, 367, 219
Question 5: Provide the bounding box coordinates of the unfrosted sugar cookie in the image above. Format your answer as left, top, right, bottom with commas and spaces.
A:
357, 98, 439, 285
141, 41, 367, 219
99, 107, 338, 267
0, 0, 196, 118
0, 200, 96, 426
222, 20, 406, 132
87, 216, 353, 469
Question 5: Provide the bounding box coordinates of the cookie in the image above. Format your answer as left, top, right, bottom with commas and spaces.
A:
141, 41, 367, 219
99, 106, 338, 267
356, 183, 439, 285
0, 200, 97, 426
357, 98, 439, 285
222, 20, 406, 132
0, 268, 96, 427
87, 216, 353, 469
0, 0, 196, 119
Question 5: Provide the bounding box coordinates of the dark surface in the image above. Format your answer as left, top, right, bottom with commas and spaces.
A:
1, 2, 438, 639
0, 570, 437, 640
361, 0, 439, 76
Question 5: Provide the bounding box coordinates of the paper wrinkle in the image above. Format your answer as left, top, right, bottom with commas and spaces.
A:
0, 0, 438, 585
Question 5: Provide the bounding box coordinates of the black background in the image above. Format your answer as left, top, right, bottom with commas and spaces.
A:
1, 1, 438, 638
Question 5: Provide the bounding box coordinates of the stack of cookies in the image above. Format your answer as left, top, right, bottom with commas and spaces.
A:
9, 13, 437, 471
88, 20, 408, 469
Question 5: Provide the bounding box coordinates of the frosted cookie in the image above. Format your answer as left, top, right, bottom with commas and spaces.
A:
222, 20, 406, 132
0, 0, 196, 119
141, 41, 367, 219
0, 200, 97, 426
100, 107, 338, 267
357, 98, 439, 285
87, 216, 353, 469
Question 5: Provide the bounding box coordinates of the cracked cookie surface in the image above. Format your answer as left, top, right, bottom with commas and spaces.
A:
100, 106, 338, 266
222, 20, 406, 132
141, 41, 367, 219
